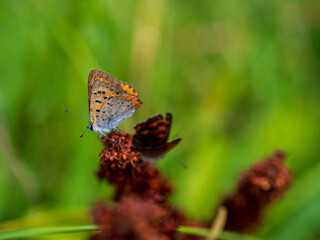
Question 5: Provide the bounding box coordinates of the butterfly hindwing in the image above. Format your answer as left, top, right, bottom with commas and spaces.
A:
135, 139, 181, 161
88, 69, 142, 133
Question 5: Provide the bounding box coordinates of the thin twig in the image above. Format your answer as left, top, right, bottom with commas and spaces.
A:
207, 206, 228, 240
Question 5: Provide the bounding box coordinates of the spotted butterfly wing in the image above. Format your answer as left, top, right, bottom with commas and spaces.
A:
88, 70, 142, 134
132, 112, 181, 161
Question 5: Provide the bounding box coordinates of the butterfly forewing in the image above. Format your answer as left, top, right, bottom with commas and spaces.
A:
132, 112, 181, 161
133, 113, 172, 148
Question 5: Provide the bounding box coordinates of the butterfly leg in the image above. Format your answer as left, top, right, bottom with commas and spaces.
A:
99, 132, 110, 142
100, 131, 120, 148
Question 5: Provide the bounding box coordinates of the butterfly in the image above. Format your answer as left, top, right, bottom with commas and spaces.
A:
87, 69, 143, 135
132, 112, 181, 161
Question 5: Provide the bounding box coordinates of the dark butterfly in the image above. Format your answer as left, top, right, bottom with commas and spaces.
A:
132, 112, 181, 161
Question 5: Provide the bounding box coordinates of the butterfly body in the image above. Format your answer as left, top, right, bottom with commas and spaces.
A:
132, 113, 181, 161
88, 70, 142, 134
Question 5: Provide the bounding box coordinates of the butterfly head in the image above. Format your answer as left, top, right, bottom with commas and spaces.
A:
88, 122, 94, 131
88, 122, 113, 135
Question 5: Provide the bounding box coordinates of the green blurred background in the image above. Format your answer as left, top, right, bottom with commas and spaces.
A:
0, 0, 319, 239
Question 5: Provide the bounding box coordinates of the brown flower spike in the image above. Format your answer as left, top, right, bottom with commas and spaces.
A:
97, 131, 173, 201
90, 196, 180, 240
90, 195, 203, 240
222, 151, 293, 232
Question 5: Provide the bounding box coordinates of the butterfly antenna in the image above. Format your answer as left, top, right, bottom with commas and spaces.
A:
80, 126, 89, 138
64, 108, 90, 123
172, 132, 180, 140
173, 158, 188, 169
165, 155, 188, 169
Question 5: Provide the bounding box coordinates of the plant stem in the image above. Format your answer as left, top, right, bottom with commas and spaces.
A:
177, 226, 264, 240
0, 225, 98, 239
0, 225, 264, 240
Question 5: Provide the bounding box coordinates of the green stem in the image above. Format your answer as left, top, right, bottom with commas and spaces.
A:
177, 226, 264, 240
0, 225, 98, 239
0, 225, 264, 240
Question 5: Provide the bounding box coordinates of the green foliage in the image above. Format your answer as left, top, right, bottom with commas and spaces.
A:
0, 0, 319, 239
